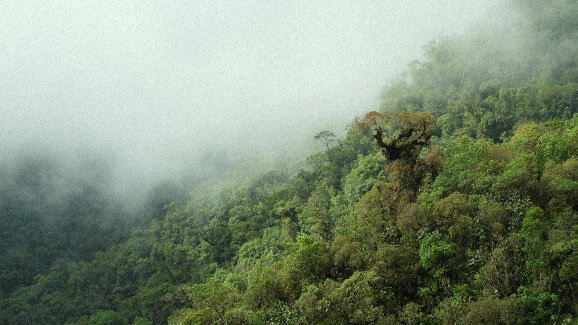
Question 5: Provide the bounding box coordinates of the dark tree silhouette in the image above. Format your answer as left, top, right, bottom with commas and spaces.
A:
314, 130, 336, 151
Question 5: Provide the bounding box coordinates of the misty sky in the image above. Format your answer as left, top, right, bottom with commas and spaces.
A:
0, 0, 505, 183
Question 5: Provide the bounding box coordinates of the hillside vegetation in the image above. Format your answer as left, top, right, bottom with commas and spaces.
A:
1, 0, 577, 323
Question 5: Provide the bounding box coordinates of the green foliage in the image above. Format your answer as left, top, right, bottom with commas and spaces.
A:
299, 182, 334, 239
296, 271, 386, 324
459, 297, 520, 324
86, 310, 127, 325
513, 286, 560, 324
3, 1, 578, 323
419, 230, 457, 277
342, 153, 387, 207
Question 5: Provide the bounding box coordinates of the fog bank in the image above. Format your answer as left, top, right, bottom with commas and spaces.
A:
0, 0, 504, 193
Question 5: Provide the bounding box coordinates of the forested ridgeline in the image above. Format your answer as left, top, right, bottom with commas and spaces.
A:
1, 0, 578, 324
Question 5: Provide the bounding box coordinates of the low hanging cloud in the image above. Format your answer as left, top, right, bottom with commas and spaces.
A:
0, 0, 506, 192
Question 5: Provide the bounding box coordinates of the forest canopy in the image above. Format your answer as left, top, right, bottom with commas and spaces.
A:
1, 0, 578, 324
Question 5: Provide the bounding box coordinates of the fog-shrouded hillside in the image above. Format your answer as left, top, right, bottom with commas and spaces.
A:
0, 0, 502, 299
1, 0, 578, 324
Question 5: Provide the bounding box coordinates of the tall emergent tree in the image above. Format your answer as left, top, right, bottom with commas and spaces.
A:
358, 111, 442, 201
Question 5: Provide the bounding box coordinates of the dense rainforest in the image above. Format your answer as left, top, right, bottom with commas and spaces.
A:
1, 0, 578, 323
